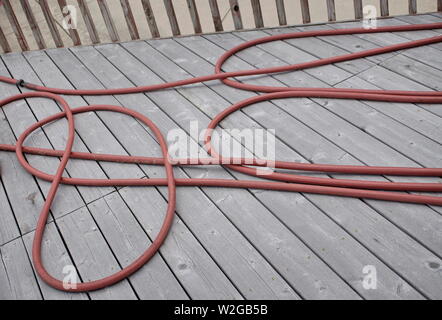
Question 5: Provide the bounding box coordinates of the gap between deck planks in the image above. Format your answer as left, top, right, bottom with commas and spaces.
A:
0, 15, 441, 300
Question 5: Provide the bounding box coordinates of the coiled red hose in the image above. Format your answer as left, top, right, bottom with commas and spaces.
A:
1, 22, 442, 293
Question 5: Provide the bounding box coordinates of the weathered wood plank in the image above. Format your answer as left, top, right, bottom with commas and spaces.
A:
77, 0, 100, 44
39, 0, 64, 48
353, 0, 363, 19
300, 0, 311, 24
0, 25, 11, 53
251, 0, 264, 28
2, 0, 29, 51
208, 0, 224, 31
87, 193, 190, 299
56, 207, 138, 299
229, 0, 243, 30
120, 0, 140, 40
186, 0, 202, 34
326, 0, 336, 22
163, 0, 180, 36
0, 173, 20, 246
97, 0, 120, 42
275, 0, 287, 26
141, 0, 160, 38
57, 0, 82, 46
0, 238, 42, 299
380, 0, 389, 17
409, 0, 417, 15
19, 0, 46, 50
22, 223, 89, 300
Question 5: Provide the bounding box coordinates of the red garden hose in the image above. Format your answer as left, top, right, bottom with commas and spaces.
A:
0, 22, 442, 293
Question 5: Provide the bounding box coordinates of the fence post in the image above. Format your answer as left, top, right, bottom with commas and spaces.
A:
229, 0, 243, 30
300, 0, 311, 24
326, 0, 336, 21
77, 0, 100, 44
208, 0, 223, 31
120, 0, 140, 40
251, 0, 264, 28
275, 0, 287, 26
141, 0, 160, 38
3, 0, 30, 51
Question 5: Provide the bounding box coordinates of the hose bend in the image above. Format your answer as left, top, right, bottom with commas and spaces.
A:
0, 22, 441, 292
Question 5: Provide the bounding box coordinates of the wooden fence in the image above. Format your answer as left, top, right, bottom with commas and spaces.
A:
0, 0, 441, 53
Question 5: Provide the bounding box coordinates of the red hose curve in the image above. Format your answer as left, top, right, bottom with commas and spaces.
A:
0, 22, 442, 292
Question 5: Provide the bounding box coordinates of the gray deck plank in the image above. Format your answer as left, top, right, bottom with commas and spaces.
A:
129, 37, 424, 299
44, 46, 280, 300
0, 238, 42, 299
0, 165, 20, 246
22, 224, 89, 300
56, 206, 138, 300
176, 31, 442, 298
91, 43, 359, 299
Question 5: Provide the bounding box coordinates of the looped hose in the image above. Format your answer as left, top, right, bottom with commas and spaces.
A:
0, 22, 442, 292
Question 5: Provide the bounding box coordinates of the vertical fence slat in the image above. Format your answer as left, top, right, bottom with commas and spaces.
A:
251, 0, 264, 28
19, 0, 46, 49
275, 0, 287, 26
0, 25, 12, 53
3, 0, 30, 51
77, 0, 100, 44
120, 0, 140, 40
409, 0, 417, 14
39, 0, 64, 48
326, 0, 336, 21
353, 0, 363, 19
97, 0, 120, 42
163, 0, 180, 36
300, 0, 311, 24
229, 0, 243, 30
186, 0, 202, 34
380, 0, 389, 17
57, 0, 81, 46
208, 0, 224, 31
439, 0, 442, 11
141, 0, 160, 38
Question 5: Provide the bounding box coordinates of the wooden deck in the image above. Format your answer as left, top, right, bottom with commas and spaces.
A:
0, 13, 442, 300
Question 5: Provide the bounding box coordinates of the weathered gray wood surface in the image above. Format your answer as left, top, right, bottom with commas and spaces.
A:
0, 14, 441, 300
